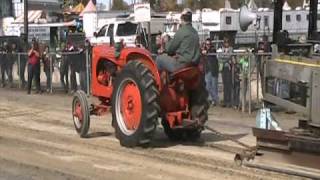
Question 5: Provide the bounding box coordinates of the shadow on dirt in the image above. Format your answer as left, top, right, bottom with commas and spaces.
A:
150, 128, 248, 151
86, 132, 113, 139
82, 128, 248, 154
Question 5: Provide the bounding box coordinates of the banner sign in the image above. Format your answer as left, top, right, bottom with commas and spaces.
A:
134, 3, 151, 22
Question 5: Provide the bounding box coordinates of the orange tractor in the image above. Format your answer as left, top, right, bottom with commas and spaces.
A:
72, 44, 209, 147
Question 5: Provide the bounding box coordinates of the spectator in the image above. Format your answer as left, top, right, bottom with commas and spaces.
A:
239, 53, 249, 110
202, 38, 219, 106
27, 39, 41, 94
68, 43, 78, 93
18, 40, 28, 88
257, 36, 270, 88
135, 35, 145, 48
0, 43, 5, 87
217, 37, 233, 108
1, 41, 9, 87
231, 57, 241, 109
70, 44, 87, 93
60, 43, 70, 93
42, 45, 53, 92
6, 42, 17, 88
78, 46, 88, 93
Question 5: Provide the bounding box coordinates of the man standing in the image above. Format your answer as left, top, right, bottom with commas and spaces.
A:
218, 38, 233, 107
0, 43, 5, 87
27, 39, 41, 94
60, 43, 70, 93
18, 39, 28, 88
7, 43, 17, 88
202, 39, 219, 106
0, 41, 10, 88
156, 8, 201, 72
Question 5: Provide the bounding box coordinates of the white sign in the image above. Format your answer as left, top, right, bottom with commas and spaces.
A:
28, 27, 50, 41
134, 3, 151, 22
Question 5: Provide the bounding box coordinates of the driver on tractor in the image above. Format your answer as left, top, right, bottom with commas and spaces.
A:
156, 8, 201, 73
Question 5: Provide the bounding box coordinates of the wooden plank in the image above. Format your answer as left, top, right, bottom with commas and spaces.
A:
264, 93, 308, 115
311, 71, 320, 125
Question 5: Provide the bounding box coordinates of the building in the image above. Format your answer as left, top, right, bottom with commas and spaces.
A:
12, 0, 62, 18
0, 0, 13, 36
0, 0, 13, 17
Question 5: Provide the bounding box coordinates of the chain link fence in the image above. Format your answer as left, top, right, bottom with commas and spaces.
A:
205, 51, 272, 114
1, 49, 272, 114
0, 49, 91, 95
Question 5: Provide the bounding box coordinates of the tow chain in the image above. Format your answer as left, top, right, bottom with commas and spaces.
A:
204, 125, 257, 166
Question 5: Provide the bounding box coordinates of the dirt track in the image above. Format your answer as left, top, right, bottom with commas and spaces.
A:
0, 88, 309, 180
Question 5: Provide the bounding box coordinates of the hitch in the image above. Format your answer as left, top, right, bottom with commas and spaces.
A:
204, 125, 257, 166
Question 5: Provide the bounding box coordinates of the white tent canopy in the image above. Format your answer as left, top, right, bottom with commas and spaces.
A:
80, 0, 97, 17
225, 0, 231, 9
248, 0, 258, 10
283, 1, 292, 11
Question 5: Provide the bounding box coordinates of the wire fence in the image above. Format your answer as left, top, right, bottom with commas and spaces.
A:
206, 52, 272, 114
0, 49, 271, 114
0, 49, 91, 95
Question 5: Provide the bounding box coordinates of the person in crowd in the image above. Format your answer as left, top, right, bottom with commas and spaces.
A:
68, 43, 78, 93
27, 39, 41, 94
155, 33, 168, 55
6, 42, 17, 88
202, 38, 219, 106
135, 35, 145, 48
60, 43, 70, 93
78, 45, 88, 93
69, 44, 88, 94
42, 45, 53, 92
231, 56, 241, 109
0, 43, 5, 87
0, 41, 9, 87
257, 36, 270, 88
239, 53, 249, 111
114, 39, 125, 59
156, 8, 200, 72
18, 40, 28, 88
217, 37, 233, 107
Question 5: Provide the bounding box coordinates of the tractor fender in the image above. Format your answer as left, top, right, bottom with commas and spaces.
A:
122, 48, 162, 90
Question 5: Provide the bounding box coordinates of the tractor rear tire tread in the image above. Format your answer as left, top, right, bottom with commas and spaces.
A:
112, 61, 160, 147
188, 78, 209, 140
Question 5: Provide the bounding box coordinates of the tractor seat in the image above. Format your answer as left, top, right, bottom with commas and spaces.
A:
170, 66, 200, 82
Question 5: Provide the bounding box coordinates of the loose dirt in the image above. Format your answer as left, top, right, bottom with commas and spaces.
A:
0, 88, 313, 180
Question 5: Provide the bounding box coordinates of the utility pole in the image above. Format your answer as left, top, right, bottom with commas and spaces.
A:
24, 0, 28, 43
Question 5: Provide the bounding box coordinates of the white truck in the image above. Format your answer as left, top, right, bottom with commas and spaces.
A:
90, 20, 139, 47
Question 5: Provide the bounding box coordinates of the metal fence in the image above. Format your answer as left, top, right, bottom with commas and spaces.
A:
0, 49, 91, 95
0, 49, 271, 114
206, 51, 272, 114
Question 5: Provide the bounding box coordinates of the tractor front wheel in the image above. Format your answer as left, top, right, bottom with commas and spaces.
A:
112, 61, 160, 147
72, 90, 90, 138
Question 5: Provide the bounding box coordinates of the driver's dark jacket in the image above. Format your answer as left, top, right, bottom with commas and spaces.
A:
165, 24, 201, 65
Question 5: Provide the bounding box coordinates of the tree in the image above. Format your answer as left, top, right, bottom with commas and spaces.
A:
112, 0, 129, 10
160, 0, 177, 11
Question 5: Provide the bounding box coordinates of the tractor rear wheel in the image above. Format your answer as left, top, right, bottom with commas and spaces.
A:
72, 90, 90, 138
188, 77, 209, 140
112, 61, 160, 147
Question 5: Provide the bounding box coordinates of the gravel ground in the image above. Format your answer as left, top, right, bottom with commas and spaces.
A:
0, 88, 316, 180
